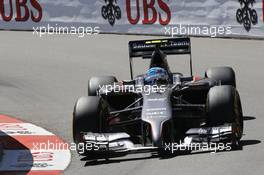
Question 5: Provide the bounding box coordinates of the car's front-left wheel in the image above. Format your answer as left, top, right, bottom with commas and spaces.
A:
73, 96, 109, 155
206, 85, 243, 149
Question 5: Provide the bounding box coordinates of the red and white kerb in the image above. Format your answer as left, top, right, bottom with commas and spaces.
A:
0, 115, 71, 175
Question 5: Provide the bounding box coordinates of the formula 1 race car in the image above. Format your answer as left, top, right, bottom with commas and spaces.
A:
73, 38, 243, 159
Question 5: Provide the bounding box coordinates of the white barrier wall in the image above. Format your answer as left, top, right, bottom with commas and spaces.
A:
0, 0, 263, 38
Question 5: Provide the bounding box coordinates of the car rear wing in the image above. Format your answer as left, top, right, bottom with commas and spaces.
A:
129, 38, 191, 58
128, 37, 193, 79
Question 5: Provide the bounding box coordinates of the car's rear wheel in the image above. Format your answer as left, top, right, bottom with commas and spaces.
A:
73, 96, 109, 155
205, 67, 236, 87
88, 76, 117, 96
206, 85, 243, 149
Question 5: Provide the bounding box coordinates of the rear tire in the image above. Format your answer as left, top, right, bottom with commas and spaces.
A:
73, 96, 109, 155
205, 67, 236, 87
88, 76, 117, 96
206, 85, 243, 148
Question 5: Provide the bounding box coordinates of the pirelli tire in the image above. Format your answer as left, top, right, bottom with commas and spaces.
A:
206, 85, 243, 149
205, 67, 236, 87
73, 96, 109, 155
88, 76, 117, 96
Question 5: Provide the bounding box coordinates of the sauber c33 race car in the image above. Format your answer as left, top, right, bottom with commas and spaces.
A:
73, 37, 243, 159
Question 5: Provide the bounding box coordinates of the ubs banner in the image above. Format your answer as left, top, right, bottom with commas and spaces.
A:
0, 0, 264, 38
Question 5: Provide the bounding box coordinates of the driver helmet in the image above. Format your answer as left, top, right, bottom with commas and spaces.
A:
144, 67, 169, 85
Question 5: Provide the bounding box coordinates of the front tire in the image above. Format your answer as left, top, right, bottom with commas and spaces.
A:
73, 96, 109, 155
206, 85, 243, 148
